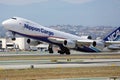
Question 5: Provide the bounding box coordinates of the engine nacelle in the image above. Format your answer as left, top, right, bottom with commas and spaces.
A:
92, 41, 105, 50
27, 39, 41, 46
63, 40, 76, 48
80, 35, 92, 40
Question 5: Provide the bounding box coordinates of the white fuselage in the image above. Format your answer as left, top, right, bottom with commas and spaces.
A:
2, 17, 82, 42
3, 17, 120, 52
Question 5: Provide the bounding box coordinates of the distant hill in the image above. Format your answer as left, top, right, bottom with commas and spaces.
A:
49, 25, 116, 39
0, 26, 6, 38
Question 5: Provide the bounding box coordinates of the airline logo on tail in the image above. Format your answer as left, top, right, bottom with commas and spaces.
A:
103, 27, 120, 41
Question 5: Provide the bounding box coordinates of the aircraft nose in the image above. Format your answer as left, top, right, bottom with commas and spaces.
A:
2, 19, 13, 29
2, 20, 7, 26
2, 20, 9, 27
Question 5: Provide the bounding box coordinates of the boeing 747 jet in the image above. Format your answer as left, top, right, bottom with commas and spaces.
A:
2, 17, 120, 54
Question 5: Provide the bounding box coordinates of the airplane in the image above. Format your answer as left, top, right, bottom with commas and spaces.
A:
2, 17, 120, 55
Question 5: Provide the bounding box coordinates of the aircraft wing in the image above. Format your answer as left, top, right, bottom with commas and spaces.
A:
48, 37, 120, 47
77, 39, 95, 46
76, 40, 120, 46
48, 37, 66, 44
77, 40, 120, 45
48, 37, 94, 46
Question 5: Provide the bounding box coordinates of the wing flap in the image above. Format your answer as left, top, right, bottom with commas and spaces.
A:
48, 37, 65, 43
76, 40, 94, 46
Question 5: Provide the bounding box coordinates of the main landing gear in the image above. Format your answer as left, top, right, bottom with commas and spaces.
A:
11, 32, 16, 41
48, 44, 54, 53
58, 46, 70, 55
48, 44, 70, 55
58, 40, 71, 55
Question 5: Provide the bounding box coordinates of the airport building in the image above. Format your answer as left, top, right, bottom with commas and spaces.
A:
0, 37, 29, 50
12, 37, 29, 50
0, 38, 6, 49
0, 37, 48, 51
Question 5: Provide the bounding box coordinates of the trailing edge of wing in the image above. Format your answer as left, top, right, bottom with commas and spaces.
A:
76, 39, 94, 45
48, 37, 65, 43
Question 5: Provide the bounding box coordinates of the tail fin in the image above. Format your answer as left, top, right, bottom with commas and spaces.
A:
103, 27, 120, 41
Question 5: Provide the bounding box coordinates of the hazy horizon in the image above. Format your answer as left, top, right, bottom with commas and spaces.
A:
0, 0, 120, 27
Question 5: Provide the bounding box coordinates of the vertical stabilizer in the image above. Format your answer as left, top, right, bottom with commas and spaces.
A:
103, 27, 120, 41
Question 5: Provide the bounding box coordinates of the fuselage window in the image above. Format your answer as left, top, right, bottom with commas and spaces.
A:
11, 18, 17, 20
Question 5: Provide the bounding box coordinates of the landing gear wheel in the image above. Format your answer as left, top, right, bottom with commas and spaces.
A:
48, 44, 53, 54
12, 38, 16, 41
65, 47, 70, 55
66, 51, 70, 55
58, 46, 71, 55
58, 50, 64, 55
11, 32, 16, 41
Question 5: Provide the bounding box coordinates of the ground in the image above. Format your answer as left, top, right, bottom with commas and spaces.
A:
0, 66, 120, 80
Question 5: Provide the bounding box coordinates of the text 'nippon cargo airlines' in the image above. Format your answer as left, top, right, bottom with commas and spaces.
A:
2, 17, 120, 55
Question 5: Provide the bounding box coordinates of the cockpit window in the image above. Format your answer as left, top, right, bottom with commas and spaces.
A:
11, 17, 17, 20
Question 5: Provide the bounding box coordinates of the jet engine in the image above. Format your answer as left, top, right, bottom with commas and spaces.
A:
63, 40, 76, 48
80, 35, 92, 39
91, 41, 105, 50
27, 39, 41, 46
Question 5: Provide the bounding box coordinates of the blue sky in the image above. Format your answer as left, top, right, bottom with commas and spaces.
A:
0, 0, 120, 27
